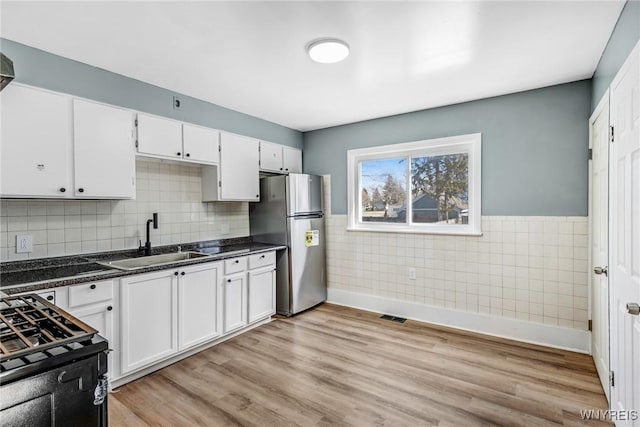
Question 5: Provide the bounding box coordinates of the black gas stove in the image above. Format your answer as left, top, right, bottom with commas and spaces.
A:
0, 295, 109, 427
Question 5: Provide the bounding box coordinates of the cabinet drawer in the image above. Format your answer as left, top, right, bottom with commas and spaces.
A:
68, 281, 113, 308
224, 256, 247, 275
249, 251, 276, 270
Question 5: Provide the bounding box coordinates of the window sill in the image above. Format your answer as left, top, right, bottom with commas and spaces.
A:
346, 226, 483, 237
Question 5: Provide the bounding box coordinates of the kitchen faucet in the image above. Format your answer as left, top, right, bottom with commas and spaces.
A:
139, 213, 158, 256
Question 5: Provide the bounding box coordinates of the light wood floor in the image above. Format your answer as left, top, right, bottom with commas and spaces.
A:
109, 304, 611, 426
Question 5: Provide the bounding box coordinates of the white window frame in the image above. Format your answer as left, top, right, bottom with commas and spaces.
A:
347, 133, 482, 235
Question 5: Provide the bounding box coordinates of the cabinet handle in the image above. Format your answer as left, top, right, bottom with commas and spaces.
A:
46, 295, 54, 301
59, 187, 66, 193
181, 271, 185, 276
90, 284, 96, 290
185, 153, 190, 157
177, 152, 181, 156
78, 188, 85, 193
107, 306, 113, 311
174, 271, 179, 276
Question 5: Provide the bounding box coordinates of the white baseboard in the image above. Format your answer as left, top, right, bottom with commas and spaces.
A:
327, 289, 591, 354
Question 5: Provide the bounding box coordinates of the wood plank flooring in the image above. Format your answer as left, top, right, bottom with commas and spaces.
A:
109, 304, 611, 426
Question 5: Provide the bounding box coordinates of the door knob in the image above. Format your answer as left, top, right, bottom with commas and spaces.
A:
594, 266, 608, 276
627, 303, 640, 316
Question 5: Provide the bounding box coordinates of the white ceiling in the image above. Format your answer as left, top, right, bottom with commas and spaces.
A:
0, 1, 625, 132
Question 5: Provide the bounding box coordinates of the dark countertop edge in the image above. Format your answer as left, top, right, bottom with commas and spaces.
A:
0, 236, 253, 273
1, 243, 286, 295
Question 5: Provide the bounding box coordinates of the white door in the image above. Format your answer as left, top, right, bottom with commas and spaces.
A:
136, 113, 183, 159
0, 84, 71, 197
223, 273, 246, 333
120, 270, 178, 375
260, 140, 283, 172
248, 267, 276, 323
178, 263, 221, 350
590, 93, 610, 400
219, 132, 259, 201
182, 123, 219, 164
609, 42, 640, 424
73, 99, 135, 199
282, 146, 302, 173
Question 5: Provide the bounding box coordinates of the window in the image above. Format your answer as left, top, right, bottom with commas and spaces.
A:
347, 133, 481, 235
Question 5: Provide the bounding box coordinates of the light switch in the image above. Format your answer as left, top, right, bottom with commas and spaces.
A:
16, 234, 33, 253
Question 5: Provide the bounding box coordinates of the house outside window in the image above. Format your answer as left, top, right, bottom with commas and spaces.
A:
347, 133, 481, 235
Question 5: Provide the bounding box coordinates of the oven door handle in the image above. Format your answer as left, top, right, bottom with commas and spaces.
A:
57, 366, 94, 392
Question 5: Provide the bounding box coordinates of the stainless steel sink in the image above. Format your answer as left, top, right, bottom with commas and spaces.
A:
98, 251, 210, 271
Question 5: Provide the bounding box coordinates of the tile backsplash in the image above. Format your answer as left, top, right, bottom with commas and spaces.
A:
0, 159, 249, 261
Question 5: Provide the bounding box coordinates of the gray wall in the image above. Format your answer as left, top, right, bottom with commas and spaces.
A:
591, 0, 640, 111
0, 38, 303, 148
303, 80, 591, 216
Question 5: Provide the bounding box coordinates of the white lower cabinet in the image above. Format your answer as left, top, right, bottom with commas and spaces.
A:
178, 263, 222, 351
222, 273, 247, 334
248, 267, 276, 324
120, 270, 178, 375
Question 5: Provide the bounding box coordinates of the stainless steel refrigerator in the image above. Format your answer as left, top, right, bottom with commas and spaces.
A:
249, 173, 326, 316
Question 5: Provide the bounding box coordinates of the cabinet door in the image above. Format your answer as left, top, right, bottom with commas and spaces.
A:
219, 132, 259, 201
182, 124, 219, 164
178, 263, 221, 350
0, 84, 71, 197
282, 146, 302, 173
120, 271, 178, 375
73, 99, 135, 199
136, 113, 183, 160
70, 302, 118, 379
248, 267, 276, 324
222, 273, 247, 334
259, 140, 283, 172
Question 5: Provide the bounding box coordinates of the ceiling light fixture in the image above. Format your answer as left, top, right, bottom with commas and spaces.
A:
307, 39, 350, 64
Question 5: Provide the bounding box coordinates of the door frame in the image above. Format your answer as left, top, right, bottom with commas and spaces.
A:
588, 88, 610, 402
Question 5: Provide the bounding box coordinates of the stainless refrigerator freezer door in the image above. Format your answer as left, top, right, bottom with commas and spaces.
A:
286, 174, 323, 216
287, 216, 327, 314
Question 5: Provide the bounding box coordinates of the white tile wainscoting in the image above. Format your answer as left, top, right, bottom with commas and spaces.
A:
325, 213, 591, 352
0, 159, 249, 261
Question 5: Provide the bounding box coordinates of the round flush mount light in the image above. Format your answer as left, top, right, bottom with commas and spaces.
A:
307, 39, 350, 64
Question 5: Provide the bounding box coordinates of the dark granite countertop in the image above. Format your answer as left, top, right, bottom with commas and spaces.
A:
0, 237, 286, 295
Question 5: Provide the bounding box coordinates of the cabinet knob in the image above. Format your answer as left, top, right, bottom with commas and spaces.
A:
260, 255, 265, 259
285, 168, 289, 172
227, 279, 231, 283
181, 271, 186, 276
107, 306, 113, 311
280, 168, 283, 171
174, 271, 179, 276
256, 194, 259, 198
234, 260, 239, 264
177, 152, 182, 156
46, 295, 54, 301
78, 188, 85, 193
59, 187, 66, 193
185, 153, 190, 157
90, 284, 96, 290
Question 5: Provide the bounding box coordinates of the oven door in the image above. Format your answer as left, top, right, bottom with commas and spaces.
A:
0, 352, 108, 427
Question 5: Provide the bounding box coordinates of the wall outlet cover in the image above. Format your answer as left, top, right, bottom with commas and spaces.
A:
16, 234, 33, 253
408, 267, 416, 280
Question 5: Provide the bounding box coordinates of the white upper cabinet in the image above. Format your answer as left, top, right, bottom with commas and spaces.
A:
259, 140, 302, 174
136, 113, 183, 160
73, 99, 136, 199
282, 146, 303, 173
137, 114, 219, 165
0, 84, 135, 199
259, 140, 283, 172
182, 123, 219, 164
202, 132, 260, 202
1, 84, 72, 198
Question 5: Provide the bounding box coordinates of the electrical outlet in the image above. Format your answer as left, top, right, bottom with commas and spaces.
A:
408, 267, 416, 280
16, 234, 33, 253
220, 224, 230, 235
